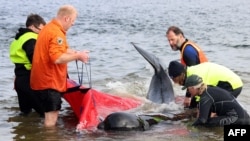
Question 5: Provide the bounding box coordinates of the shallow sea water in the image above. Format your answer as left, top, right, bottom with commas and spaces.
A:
0, 0, 250, 140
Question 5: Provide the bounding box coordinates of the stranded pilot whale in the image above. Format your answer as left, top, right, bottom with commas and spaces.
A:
97, 43, 179, 131
131, 42, 175, 104
97, 111, 197, 131
97, 112, 157, 131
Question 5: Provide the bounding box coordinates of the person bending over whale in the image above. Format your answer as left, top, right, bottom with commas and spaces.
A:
168, 61, 243, 108
182, 74, 250, 126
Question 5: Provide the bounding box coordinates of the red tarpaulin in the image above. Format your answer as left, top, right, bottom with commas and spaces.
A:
63, 79, 142, 130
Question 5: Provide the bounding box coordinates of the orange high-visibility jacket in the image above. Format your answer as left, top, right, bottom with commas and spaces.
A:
180, 40, 208, 66
31, 19, 69, 92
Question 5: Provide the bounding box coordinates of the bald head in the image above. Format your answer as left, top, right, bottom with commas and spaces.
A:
55, 5, 78, 31
57, 5, 77, 18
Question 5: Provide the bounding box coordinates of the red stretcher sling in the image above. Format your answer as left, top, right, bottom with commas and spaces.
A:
62, 79, 142, 130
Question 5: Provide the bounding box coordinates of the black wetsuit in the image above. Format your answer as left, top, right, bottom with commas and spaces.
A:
192, 86, 250, 127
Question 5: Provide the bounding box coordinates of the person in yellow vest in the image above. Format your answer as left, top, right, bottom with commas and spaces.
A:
168, 61, 243, 108
166, 26, 208, 66
9, 14, 46, 116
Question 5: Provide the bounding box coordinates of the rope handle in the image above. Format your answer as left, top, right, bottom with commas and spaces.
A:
75, 57, 92, 88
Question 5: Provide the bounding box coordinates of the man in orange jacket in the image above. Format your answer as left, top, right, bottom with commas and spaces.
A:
31, 5, 89, 127
166, 26, 208, 108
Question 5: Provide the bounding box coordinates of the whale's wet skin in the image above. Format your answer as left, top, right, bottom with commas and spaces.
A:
97, 112, 156, 131
97, 109, 198, 131
131, 42, 175, 104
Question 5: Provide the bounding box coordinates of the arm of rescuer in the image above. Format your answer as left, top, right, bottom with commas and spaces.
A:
55, 48, 89, 64
184, 91, 191, 108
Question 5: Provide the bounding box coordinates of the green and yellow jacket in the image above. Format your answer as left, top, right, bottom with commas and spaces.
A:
9, 28, 37, 76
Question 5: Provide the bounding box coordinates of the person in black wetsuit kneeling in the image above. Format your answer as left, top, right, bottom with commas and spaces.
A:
182, 74, 250, 127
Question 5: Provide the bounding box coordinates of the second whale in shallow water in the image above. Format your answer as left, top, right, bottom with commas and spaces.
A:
131, 42, 175, 104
